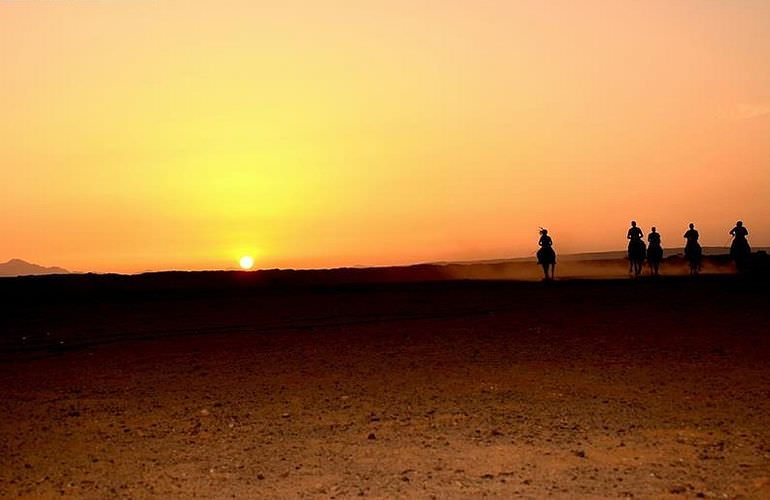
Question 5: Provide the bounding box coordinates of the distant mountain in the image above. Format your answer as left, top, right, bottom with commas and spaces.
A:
0, 259, 70, 277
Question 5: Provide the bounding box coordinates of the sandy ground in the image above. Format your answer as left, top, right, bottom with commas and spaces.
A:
1, 277, 770, 498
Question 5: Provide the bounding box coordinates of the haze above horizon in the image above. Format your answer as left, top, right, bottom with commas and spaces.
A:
2, 1, 769, 273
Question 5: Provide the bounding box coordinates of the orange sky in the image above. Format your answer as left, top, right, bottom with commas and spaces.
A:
2, 1, 769, 273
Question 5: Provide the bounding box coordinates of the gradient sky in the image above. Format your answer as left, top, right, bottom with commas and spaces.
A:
2, 1, 770, 273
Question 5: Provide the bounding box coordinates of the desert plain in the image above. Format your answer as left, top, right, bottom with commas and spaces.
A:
1, 270, 769, 498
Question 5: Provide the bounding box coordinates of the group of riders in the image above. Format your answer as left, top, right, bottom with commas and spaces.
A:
535, 221, 752, 280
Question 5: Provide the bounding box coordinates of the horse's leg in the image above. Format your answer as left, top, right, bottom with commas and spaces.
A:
738, 255, 748, 273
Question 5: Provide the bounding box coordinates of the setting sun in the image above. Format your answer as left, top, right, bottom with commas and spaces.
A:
239, 256, 254, 270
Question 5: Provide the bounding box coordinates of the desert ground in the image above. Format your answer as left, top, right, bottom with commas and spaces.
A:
1, 273, 770, 498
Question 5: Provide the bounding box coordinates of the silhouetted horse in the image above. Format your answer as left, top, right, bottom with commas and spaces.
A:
684, 223, 702, 275
628, 238, 646, 276
647, 227, 663, 276
627, 221, 645, 276
537, 229, 556, 280
729, 221, 751, 272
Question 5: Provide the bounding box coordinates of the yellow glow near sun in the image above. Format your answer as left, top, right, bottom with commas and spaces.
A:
239, 256, 254, 270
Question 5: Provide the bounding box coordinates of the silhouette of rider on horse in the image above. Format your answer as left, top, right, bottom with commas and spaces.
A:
627, 221, 646, 276
536, 228, 556, 280
647, 226, 663, 276
729, 220, 751, 272
683, 223, 702, 275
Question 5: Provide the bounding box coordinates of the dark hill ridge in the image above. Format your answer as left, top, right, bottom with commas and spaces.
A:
0, 259, 69, 277
1, 253, 768, 307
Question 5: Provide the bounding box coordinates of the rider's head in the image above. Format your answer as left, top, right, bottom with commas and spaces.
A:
540, 228, 548, 235
651, 226, 657, 232
737, 220, 743, 227
631, 220, 637, 227
689, 223, 694, 229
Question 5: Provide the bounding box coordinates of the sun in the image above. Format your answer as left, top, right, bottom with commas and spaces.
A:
239, 255, 254, 270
